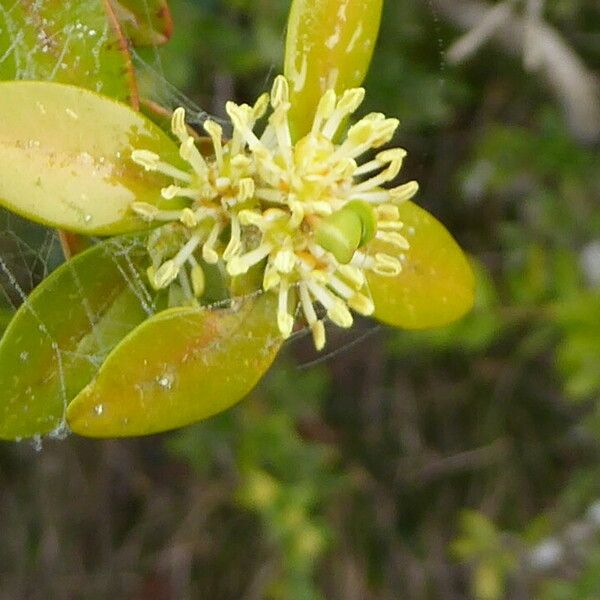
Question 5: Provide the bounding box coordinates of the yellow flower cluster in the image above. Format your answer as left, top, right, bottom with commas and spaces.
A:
131, 75, 418, 350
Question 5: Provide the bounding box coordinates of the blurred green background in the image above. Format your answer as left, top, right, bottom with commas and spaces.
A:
1, 0, 600, 598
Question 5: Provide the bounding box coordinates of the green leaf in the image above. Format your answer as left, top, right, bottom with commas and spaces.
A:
67, 293, 283, 437
0, 80, 186, 235
0, 0, 137, 103
112, 0, 173, 46
284, 0, 383, 137
0, 236, 163, 440
368, 201, 475, 329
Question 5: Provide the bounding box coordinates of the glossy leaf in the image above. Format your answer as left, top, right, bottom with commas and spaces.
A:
0, 236, 163, 440
0, 81, 186, 235
0, 0, 137, 103
284, 0, 383, 137
367, 201, 475, 329
112, 0, 173, 46
67, 293, 283, 438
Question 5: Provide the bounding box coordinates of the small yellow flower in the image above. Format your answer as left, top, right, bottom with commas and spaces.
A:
131, 75, 419, 350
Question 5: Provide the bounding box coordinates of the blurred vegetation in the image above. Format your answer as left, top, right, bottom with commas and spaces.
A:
1, 0, 600, 598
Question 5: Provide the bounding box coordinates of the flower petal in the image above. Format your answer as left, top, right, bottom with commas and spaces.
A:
67, 293, 283, 438
367, 201, 475, 329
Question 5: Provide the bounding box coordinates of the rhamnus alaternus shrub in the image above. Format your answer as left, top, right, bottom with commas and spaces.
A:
0, 0, 474, 439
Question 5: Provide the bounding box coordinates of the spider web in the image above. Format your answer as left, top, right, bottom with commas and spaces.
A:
0, 0, 449, 444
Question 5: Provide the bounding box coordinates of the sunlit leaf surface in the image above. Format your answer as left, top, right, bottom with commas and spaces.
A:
0, 236, 162, 440
0, 0, 136, 102
67, 293, 282, 438
0, 81, 185, 235
284, 0, 383, 137
368, 201, 475, 329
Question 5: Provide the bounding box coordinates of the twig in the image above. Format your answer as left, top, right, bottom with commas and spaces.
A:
428, 0, 600, 142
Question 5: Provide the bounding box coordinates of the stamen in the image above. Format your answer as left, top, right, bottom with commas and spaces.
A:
226, 102, 263, 150
237, 178, 255, 203
376, 204, 400, 220
178, 267, 194, 302
273, 247, 296, 273
227, 242, 273, 276
277, 278, 294, 338
194, 206, 219, 222
253, 146, 285, 185
353, 159, 383, 177
255, 187, 286, 204
299, 281, 317, 325
299, 281, 325, 351
370, 119, 401, 148
202, 222, 222, 264
377, 221, 404, 231
189, 259, 205, 297
271, 75, 290, 108
347, 293, 375, 315
131, 202, 159, 220
287, 202, 305, 229
171, 107, 188, 143
373, 253, 402, 276
322, 88, 365, 139
174, 232, 203, 267
351, 152, 405, 192
161, 185, 202, 200
336, 264, 366, 288
264, 208, 288, 223
328, 275, 373, 316
340, 116, 399, 158
349, 189, 394, 204
223, 215, 241, 260
306, 279, 353, 328
154, 260, 179, 288
269, 104, 293, 167
377, 148, 407, 165
389, 181, 419, 203
179, 208, 198, 228
327, 299, 354, 328
238, 209, 264, 227
329, 157, 357, 179
180, 137, 208, 177
311, 320, 326, 351
147, 265, 159, 289
203, 119, 224, 170
375, 231, 410, 249
131, 150, 193, 182
253, 93, 270, 119
327, 274, 354, 299
263, 261, 281, 290
337, 88, 366, 115
304, 201, 333, 216
311, 89, 337, 134
131, 203, 190, 223
230, 153, 253, 174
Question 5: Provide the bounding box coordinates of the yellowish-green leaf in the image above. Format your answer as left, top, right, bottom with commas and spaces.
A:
0, 81, 185, 235
67, 293, 282, 438
368, 201, 475, 329
0, 0, 137, 103
0, 236, 163, 440
284, 0, 383, 137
